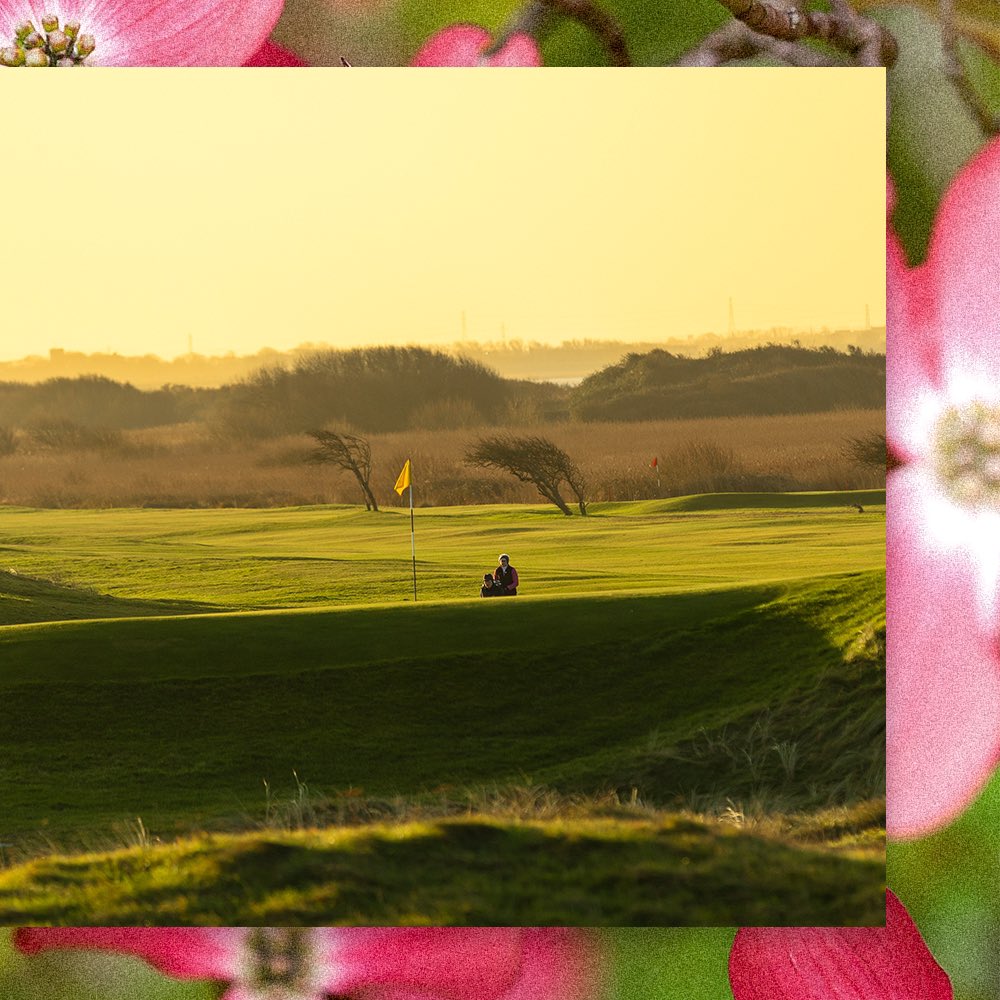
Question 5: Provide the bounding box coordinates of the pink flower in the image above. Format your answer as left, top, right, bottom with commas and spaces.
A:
887, 140, 1000, 839
14, 926, 600, 1000
729, 890, 952, 999
244, 39, 305, 66
411, 24, 541, 66
0, 0, 283, 65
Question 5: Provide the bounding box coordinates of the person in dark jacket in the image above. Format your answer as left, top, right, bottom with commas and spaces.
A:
494, 553, 518, 596
481, 572, 501, 597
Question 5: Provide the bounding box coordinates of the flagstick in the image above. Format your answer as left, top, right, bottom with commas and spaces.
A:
409, 482, 417, 602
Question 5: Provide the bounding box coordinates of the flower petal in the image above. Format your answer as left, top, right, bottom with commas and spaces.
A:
924, 137, 1000, 388
244, 39, 306, 65
411, 24, 540, 66
497, 929, 601, 1000
105, 0, 285, 66
887, 465, 1000, 838
13, 927, 244, 981
887, 178, 940, 462
486, 33, 540, 67
320, 928, 596, 1000
728, 891, 953, 1000
0, 0, 283, 65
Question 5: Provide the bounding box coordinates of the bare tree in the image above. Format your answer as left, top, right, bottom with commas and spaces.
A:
466, 434, 587, 515
307, 430, 379, 511
842, 431, 891, 473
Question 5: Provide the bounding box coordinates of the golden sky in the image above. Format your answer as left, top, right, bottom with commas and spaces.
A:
2, 69, 884, 362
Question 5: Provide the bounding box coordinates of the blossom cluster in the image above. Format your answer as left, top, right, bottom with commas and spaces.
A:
8, 0, 1000, 988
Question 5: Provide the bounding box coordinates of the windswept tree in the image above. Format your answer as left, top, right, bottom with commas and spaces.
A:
842, 431, 891, 473
307, 430, 379, 511
466, 434, 587, 515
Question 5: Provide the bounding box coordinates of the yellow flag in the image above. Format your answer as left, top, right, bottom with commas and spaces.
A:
394, 459, 412, 495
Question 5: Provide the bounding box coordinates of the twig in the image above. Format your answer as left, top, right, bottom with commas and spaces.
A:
713, 0, 898, 67
939, 0, 959, 72
678, 19, 836, 66
489, 0, 630, 65
541, 0, 629, 65
939, 0, 997, 135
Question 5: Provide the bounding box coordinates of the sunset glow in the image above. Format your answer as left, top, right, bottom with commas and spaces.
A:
1, 70, 885, 363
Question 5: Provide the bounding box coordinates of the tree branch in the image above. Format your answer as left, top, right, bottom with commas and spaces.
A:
678, 19, 836, 66
694, 0, 897, 68
465, 433, 582, 515
307, 430, 378, 511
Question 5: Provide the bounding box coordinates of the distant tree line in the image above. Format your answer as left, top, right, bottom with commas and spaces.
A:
0, 327, 886, 389
570, 345, 886, 422
0, 345, 885, 449
214, 347, 517, 437
0, 376, 216, 430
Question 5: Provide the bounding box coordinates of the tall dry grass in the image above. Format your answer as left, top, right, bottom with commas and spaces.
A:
0, 409, 885, 509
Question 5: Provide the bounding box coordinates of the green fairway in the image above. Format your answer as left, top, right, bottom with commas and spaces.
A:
0, 493, 885, 924
0, 490, 884, 613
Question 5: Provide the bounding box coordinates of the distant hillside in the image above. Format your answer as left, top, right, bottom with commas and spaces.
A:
454, 327, 886, 382
570, 345, 885, 422
0, 376, 216, 431
0, 327, 886, 389
0, 344, 884, 442
215, 346, 519, 436
0, 350, 554, 439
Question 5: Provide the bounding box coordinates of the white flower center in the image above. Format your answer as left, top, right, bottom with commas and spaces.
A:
931, 401, 1000, 509
243, 929, 326, 1000
1, 14, 95, 65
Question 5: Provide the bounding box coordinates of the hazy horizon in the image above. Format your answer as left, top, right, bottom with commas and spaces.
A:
1, 70, 885, 366
6, 321, 887, 363
0, 323, 887, 391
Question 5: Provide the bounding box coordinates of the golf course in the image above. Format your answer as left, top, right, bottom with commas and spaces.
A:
0, 491, 886, 925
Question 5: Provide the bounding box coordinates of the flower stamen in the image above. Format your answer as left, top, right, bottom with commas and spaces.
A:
932, 401, 1000, 508
1, 13, 95, 65
244, 928, 323, 1000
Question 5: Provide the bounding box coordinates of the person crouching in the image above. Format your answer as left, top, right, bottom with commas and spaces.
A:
494, 553, 518, 596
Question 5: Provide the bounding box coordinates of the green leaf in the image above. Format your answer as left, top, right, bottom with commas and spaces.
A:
539, 0, 727, 67
873, 5, 986, 263
955, 35, 1000, 122
609, 928, 735, 1000
861, 0, 1000, 52
888, 768, 1000, 1000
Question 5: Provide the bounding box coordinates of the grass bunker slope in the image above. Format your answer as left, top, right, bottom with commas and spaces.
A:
0, 493, 885, 924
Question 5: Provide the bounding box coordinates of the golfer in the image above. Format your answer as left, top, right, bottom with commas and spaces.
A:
494, 553, 519, 596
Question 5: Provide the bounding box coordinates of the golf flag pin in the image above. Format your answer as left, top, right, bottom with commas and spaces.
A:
650, 456, 658, 469
395, 459, 417, 601
394, 459, 412, 495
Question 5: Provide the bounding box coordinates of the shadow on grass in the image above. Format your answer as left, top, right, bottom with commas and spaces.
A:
0, 816, 885, 926
0, 570, 213, 625
1, 575, 884, 849
0, 571, 884, 928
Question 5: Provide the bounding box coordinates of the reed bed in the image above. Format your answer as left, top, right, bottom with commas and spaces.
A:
0, 408, 884, 509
